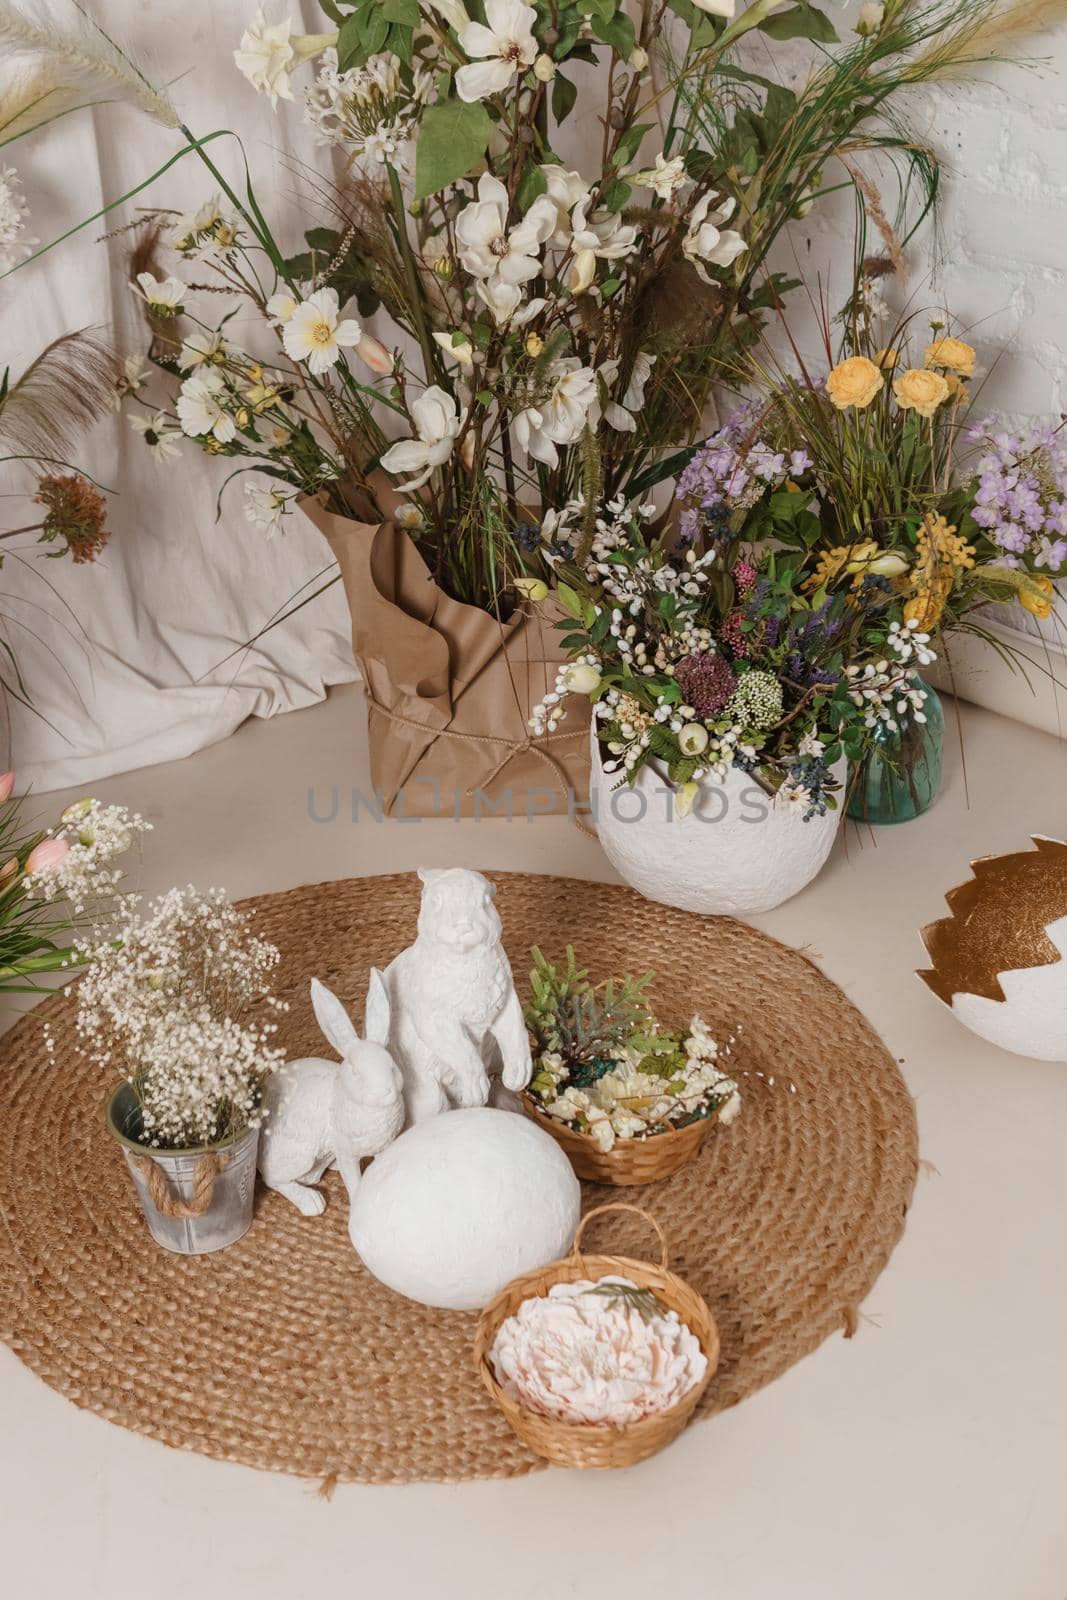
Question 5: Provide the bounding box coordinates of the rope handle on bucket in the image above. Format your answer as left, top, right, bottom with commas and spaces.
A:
571, 1203, 670, 1271
131, 1152, 227, 1219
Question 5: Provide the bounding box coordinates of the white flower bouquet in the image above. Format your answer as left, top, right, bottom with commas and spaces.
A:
68, 886, 286, 1151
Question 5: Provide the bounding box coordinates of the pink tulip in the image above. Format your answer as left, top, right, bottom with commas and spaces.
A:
25, 836, 70, 875
0, 771, 15, 804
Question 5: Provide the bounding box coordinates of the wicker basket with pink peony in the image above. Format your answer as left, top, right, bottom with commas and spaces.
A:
474, 1204, 719, 1470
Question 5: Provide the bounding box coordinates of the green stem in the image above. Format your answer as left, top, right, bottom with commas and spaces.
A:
385, 163, 440, 387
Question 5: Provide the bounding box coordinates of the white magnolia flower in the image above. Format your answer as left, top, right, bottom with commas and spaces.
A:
176, 369, 236, 444
539, 166, 590, 242
476, 279, 545, 328
426, 0, 471, 28
380, 385, 463, 490
129, 412, 183, 464
433, 330, 476, 370
683, 192, 746, 282
455, 0, 538, 104
455, 173, 555, 284
244, 481, 296, 536
600, 350, 656, 432
566, 198, 639, 294
131, 271, 186, 316
634, 153, 687, 202
233, 10, 337, 108
855, 1, 885, 35
0, 164, 35, 272
282, 287, 363, 375
179, 329, 228, 371
513, 358, 598, 466
266, 290, 299, 324
692, 0, 735, 15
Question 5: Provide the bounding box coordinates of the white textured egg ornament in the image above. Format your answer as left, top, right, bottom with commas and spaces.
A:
348, 1107, 581, 1311
919, 836, 1067, 1061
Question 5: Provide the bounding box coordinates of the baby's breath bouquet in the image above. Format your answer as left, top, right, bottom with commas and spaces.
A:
67, 887, 286, 1150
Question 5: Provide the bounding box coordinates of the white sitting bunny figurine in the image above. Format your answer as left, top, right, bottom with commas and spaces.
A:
258, 972, 404, 1216
378, 867, 532, 1124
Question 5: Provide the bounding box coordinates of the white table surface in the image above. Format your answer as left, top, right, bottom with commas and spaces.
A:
2, 682, 1065, 1600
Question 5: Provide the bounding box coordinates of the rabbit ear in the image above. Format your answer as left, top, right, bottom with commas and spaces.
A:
310, 978, 359, 1056
364, 967, 391, 1047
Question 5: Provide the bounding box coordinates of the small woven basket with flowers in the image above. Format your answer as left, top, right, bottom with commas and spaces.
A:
521, 948, 741, 1186
475, 1204, 719, 1470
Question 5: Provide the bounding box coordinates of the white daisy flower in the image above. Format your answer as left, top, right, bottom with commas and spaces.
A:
129, 412, 183, 464
266, 290, 299, 324
244, 481, 296, 535
176, 369, 236, 443
281, 287, 363, 376
178, 329, 229, 371
109, 355, 149, 412
131, 271, 186, 317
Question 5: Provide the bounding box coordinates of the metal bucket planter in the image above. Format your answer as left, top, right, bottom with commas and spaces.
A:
105, 1083, 259, 1255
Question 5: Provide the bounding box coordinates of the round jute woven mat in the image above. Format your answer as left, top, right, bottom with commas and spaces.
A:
0, 873, 917, 1486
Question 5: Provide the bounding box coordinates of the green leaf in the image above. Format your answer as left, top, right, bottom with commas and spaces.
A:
556, 582, 583, 620
592, 11, 636, 56
517, 162, 548, 211
336, 13, 363, 71
318, 0, 348, 22
414, 99, 491, 199
759, 6, 839, 44
552, 71, 578, 125
380, 0, 419, 22
600, 178, 631, 212
612, 121, 652, 169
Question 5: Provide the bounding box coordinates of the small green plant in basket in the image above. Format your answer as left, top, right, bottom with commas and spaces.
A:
524, 947, 740, 1154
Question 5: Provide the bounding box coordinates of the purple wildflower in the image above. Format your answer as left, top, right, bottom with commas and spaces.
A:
968, 419, 1067, 571
675, 651, 738, 718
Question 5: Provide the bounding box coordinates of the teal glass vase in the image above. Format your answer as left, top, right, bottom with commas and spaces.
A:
847, 676, 944, 825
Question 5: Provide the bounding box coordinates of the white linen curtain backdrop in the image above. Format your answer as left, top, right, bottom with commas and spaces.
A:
2, 0, 1066, 791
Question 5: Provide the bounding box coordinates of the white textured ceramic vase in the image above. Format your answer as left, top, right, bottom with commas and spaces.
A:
348, 1107, 581, 1311
589, 725, 845, 917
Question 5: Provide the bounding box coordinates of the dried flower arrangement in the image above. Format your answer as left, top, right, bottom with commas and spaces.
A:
65, 887, 286, 1150
524, 946, 740, 1151
0, 778, 150, 993
489, 1274, 708, 1425
528, 491, 936, 817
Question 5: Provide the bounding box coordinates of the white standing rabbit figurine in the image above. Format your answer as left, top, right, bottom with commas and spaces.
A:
258, 972, 404, 1216
378, 868, 533, 1125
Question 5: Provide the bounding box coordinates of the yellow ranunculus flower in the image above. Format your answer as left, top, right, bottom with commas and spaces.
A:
894, 367, 950, 419
825, 356, 884, 410
874, 348, 899, 368
1019, 575, 1055, 619
923, 337, 976, 377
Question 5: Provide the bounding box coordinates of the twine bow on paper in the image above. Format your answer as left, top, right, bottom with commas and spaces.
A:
131, 1151, 226, 1219
371, 702, 587, 806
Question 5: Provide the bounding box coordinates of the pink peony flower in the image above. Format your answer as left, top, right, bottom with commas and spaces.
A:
0, 770, 14, 804
490, 1276, 707, 1426
25, 836, 71, 876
